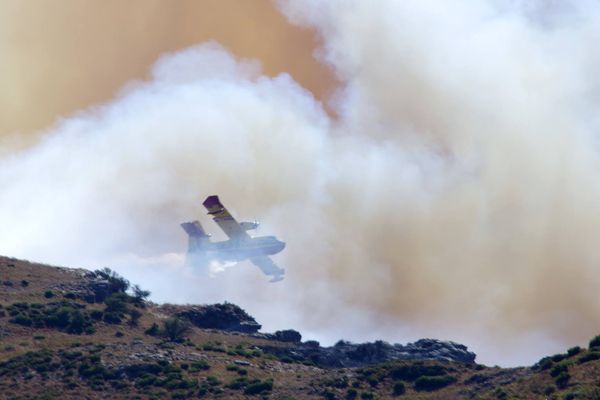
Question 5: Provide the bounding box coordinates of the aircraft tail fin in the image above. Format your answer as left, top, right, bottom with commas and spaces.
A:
181, 221, 211, 252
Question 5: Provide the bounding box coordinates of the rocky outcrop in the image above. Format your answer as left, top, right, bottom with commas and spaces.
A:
48, 277, 111, 303
273, 329, 302, 343
161, 303, 262, 333
257, 329, 303, 343
258, 338, 476, 368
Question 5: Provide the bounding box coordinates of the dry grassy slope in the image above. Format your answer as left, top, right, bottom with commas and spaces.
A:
1, 256, 600, 400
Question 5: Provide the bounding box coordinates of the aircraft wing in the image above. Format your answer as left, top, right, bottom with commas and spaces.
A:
250, 256, 285, 282
203, 195, 250, 240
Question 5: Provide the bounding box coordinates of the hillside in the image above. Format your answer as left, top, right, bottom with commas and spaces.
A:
1, 256, 600, 399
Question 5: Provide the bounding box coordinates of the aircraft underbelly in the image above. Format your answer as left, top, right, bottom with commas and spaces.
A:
187, 241, 279, 263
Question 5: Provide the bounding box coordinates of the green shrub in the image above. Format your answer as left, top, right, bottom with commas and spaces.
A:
543, 385, 556, 395
102, 312, 121, 324
94, 268, 130, 294
389, 364, 447, 381
360, 393, 374, 400
346, 388, 358, 399
128, 308, 142, 326
414, 375, 457, 391
578, 352, 600, 364
44, 290, 54, 298
90, 310, 103, 320
189, 360, 210, 372
567, 346, 581, 357
495, 388, 508, 400
322, 390, 335, 400
131, 284, 151, 306
162, 317, 191, 342
555, 371, 570, 389
551, 353, 567, 362
244, 380, 273, 395
11, 313, 33, 326
227, 377, 249, 390
325, 377, 349, 389
145, 323, 159, 336
206, 375, 221, 386
66, 309, 86, 334
550, 363, 568, 378
123, 363, 163, 378
589, 335, 600, 349
104, 293, 129, 313
393, 381, 406, 396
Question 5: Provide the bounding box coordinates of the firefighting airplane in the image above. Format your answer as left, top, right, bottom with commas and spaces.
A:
181, 195, 285, 282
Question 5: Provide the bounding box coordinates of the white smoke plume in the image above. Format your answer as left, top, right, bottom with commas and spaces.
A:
2, 1, 600, 366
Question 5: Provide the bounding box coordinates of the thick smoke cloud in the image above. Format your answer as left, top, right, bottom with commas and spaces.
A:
2, 1, 600, 366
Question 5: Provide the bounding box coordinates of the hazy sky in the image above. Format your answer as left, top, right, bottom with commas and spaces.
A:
0, 0, 334, 137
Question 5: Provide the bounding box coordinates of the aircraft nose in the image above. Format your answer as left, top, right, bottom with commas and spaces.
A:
279, 241, 286, 251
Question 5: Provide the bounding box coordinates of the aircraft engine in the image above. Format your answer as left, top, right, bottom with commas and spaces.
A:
240, 221, 259, 231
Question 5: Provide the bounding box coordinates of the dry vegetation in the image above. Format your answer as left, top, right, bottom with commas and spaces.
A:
2, 256, 600, 399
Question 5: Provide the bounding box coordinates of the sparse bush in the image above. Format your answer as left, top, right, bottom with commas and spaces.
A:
389, 364, 447, 381
206, 375, 221, 386
102, 311, 121, 324
20, 280, 29, 287
66, 309, 86, 334
104, 293, 129, 313
495, 388, 508, 400
543, 385, 556, 395
536, 356, 554, 370
44, 290, 54, 298
90, 310, 103, 320
567, 346, 581, 357
128, 308, 142, 326
550, 363, 568, 377
360, 392, 374, 400
94, 268, 130, 294
551, 353, 567, 362
366, 376, 380, 387
414, 375, 457, 391
555, 371, 570, 389
243, 379, 273, 395
322, 390, 336, 400
577, 352, 600, 364
189, 360, 210, 372
11, 313, 32, 326
346, 388, 358, 399
589, 334, 600, 349
131, 284, 151, 306
465, 373, 489, 385
202, 341, 226, 352
162, 317, 191, 342
393, 381, 406, 396
144, 323, 159, 336
227, 377, 249, 390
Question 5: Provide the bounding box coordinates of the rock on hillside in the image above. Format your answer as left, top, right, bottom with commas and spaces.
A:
158, 302, 262, 333
257, 338, 476, 368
